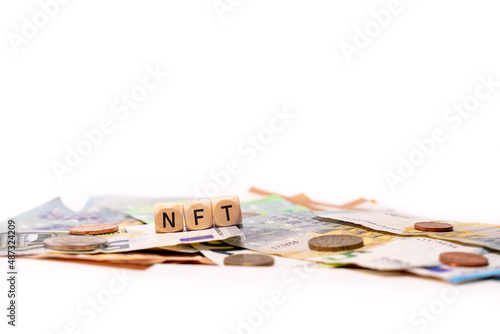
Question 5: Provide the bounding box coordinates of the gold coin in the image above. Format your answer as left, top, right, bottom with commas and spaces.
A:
414, 222, 453, 232
69, 223, 119, 235
44, 236, 108, 251
308, 235, 364, 252
224, 254, 274, 266
439, 252, 489, 267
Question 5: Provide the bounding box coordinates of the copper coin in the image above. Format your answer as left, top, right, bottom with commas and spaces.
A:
44, 236, 108, 251
308, 235, 364, 252
242, 212, 261, 219
439, 252, 489, 267
224, 254, 274, 266
69, 223, 119, 235
415, 222, 453, 232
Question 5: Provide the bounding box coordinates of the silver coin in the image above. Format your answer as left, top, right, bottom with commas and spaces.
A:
224, 254, 274, 266
44, 236, 108, 251
308, 235, 364, 252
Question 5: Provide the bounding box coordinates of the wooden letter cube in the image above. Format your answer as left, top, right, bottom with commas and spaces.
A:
154, 202, 184, 233
183, 199, 213, 231
211, 195, 242, 227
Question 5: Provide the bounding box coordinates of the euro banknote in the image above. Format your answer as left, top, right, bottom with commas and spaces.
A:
248, 187, 381, 211
1, 197, 144, 233
191, 240, 340, 268
27, 250, 214, 266
315, 210, 500, 252
82, 195, 185, 212
223, 212, 500, 281
239, 194, 309, 214
0, 224, 243, 255
407, 254, 500, 284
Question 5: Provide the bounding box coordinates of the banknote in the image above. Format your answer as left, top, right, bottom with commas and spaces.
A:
0, 224, 243, 255
191, 240, 339, 268
27, 250, 214, 266
315, 210, 500, 252
408, 253, 500, 284
1, 197, 144, 233
192, 241, 260, 266
248, 187, 381, 211
82, 195, 186, 212
223, 212, 500, 281
154, 244, 200, 253
239, 194, 309, 214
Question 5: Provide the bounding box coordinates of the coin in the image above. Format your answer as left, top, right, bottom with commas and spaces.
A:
308, 235, 364, 252
224, 254, 274, 266
44, 236, 108, 251
439, 252, 489, 267
69, 223, 119, 235
414, 222, 453, 232
242, 212, 261, 219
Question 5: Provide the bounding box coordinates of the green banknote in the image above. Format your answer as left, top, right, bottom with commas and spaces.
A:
239, 194, 309, 214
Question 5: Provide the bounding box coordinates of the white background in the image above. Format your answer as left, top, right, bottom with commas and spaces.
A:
1, 1, 500, 333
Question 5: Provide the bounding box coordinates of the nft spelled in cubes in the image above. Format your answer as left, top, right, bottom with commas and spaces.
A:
153, 195, 242, 233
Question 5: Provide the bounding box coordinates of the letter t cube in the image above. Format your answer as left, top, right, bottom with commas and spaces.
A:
211, 195, 242, 227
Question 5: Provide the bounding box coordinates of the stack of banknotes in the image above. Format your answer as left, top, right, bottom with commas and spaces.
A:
2, 187, 500, 284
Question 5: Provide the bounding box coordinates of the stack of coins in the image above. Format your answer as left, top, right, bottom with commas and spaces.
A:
43, 223, 119, 251
44, 236, 108, 251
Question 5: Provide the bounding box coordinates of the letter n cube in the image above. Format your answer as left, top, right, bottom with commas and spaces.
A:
154, 202, 184, 233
